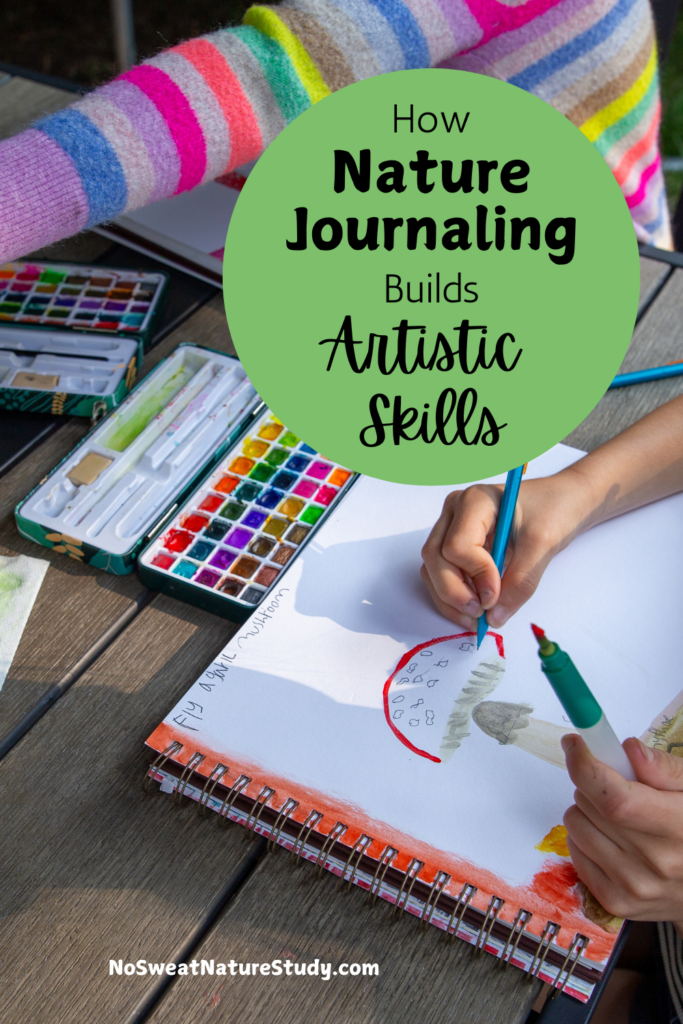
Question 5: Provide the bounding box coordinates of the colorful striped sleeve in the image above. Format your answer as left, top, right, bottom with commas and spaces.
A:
0, 0, 671, 263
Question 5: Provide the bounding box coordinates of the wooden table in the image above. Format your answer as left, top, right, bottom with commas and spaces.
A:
1, 72, 681, 1024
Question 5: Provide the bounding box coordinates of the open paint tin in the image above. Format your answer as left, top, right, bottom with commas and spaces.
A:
15, 344, 259, 574
0, 260, 167, 417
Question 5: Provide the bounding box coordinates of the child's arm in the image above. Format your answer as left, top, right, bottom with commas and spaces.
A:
421, 394, 683, 629
0, 0, 667, 262
563, 733, 683, 934
0, 0, 465, 262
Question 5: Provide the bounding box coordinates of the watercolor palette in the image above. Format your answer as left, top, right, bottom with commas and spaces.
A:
16, 345, 260, 574
0, 261, 166, 340
138, 408, 356, 619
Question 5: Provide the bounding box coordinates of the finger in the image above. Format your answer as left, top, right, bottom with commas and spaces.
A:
572, 789, 634, 850
623, 737, 683, 792
419, 565, 477, 630
567, 823, 674, 920
438, 487, 502, 609
563, 735, 671, 838
422, 489, 500, 617
421, 508, 482, 619
564, 803, 627, 863
564, 835, 634, 920
488, 519, 557, 628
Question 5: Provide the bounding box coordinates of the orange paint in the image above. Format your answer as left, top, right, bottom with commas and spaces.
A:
532, 861, 582, 915
147, 721, 617, 962
536, 825, 570, 858
229, 456, 254, 476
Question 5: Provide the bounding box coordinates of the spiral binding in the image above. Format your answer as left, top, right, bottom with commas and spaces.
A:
474, 895, 505, 956
242, 786, 274, 835
217, 773, 251, 827
144, 740, 182, 792
340, 834, 374, 891
314, 821, 347, 877
173, 752, 205, 806
197, 762, 229, 816
500, 908, 533, 968
420, 870, 451, 929
369, 846, 398, 906
551, 934, 589, 996
528, 921, 560, 982
393, 857, 424, 918
445, 883, 477, 943
267, 798, 299, 853
145, 748, 600, 998
291, 810, 324, 865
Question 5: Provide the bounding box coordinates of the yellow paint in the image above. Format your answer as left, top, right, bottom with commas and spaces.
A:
536, 824, 570, 857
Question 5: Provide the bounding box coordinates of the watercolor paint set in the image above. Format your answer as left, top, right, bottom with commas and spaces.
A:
0, 261, 167, 416
138, 407, 356, 620
15, 345, 259, 574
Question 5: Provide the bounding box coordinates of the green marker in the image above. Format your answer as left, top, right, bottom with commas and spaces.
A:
531, 624, 635, 780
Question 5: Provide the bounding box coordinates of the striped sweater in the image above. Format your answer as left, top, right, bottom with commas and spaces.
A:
0, 0, 671, 262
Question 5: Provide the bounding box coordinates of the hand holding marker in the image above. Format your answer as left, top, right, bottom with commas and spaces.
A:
532, 625, 636, 780
476, 465, 526, 649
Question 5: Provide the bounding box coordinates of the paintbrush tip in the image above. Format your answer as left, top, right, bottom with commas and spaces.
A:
531, 623, 556, 657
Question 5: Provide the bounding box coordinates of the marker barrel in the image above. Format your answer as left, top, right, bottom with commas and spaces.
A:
576, 713, 636, 781
537, 640, 636, 780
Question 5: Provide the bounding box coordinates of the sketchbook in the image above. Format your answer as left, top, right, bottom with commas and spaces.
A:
95, 167, 252, 287
145, 443, 683, 1001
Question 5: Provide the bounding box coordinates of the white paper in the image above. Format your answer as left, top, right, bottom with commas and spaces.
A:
0, 554, 49, 691
122, 180, 240, 256
150, 443, 683, 964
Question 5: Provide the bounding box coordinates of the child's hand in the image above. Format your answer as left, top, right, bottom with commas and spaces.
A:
563, 735, 683, 929
420, 474, 588, 630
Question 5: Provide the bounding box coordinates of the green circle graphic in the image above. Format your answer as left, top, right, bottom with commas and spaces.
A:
224, 69, 639, 485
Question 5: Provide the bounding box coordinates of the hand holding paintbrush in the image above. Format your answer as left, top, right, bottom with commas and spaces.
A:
420, 469, 573, 631
422, 393, 683, 630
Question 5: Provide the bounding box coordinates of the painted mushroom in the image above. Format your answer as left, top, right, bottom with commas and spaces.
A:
383, 631, 506, 763
471, 700, 568, 769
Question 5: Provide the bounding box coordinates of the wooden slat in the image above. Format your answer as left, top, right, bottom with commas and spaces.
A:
638, 255, 670, 316
0, 295, 230, 741
0, 596, 253, 1024
565, 268, 683, 451
144, 846, 541, 1024
0, 77, 76, 141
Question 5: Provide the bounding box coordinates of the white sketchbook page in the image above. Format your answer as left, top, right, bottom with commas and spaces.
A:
120, 180, 239, 256
149, 443, 683, 959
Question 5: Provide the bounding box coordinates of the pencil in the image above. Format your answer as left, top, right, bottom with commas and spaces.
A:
476, 465, 525, 649
609, 361, 683, 389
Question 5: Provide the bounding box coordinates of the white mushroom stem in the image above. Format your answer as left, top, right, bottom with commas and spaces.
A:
472, 701, 568, 769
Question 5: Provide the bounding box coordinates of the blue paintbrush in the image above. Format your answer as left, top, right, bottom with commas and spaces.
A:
609, 361, 683, 389
476, 464, 525, 649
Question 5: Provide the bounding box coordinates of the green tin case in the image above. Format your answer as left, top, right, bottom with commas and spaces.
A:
15, 344, 260, 574
0, 260, 168, 418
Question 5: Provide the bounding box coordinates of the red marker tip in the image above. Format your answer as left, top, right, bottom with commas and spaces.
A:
530, 623, 546, 641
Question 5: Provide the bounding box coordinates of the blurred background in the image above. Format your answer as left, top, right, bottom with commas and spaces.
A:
1, 0, 682, 218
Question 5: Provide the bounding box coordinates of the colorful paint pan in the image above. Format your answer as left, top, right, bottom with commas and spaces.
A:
0, 260, 166, 342
139, 408, 356, 618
